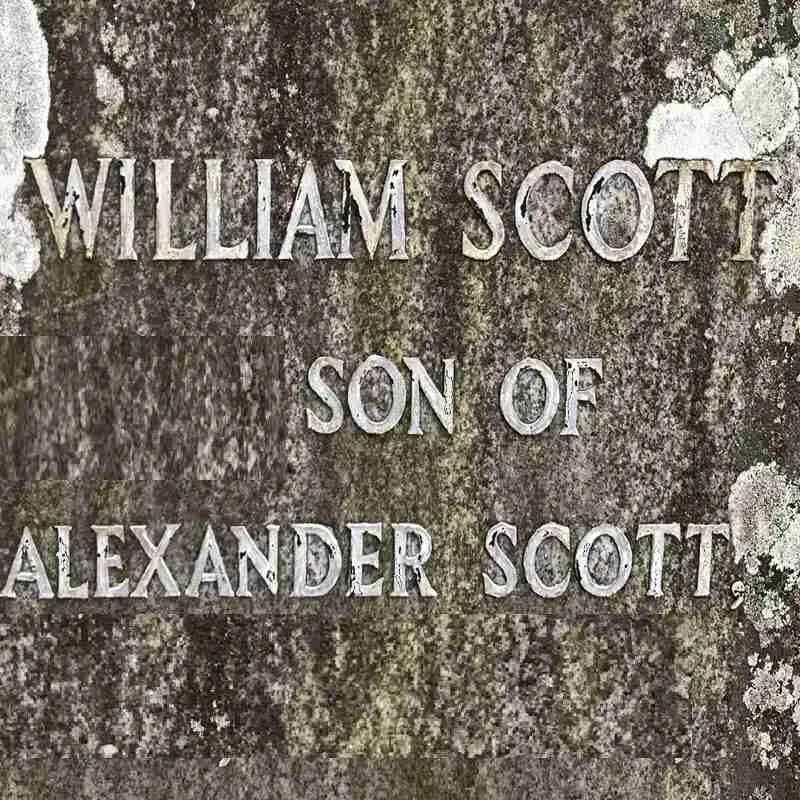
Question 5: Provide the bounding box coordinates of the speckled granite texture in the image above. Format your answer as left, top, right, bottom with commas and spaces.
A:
2, 0, 800, 797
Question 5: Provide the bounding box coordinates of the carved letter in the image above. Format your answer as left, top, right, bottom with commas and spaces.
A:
94, 525, 129, 598
278, 162, 334, 260
347, 522, 383, 597
291, 523, 342, 597
524, 522, 571, 598
686, 523, 730, 597
254, 159, 273, 259
231, 524, 278, 597
462, 160, 505, 260
516, 161, 574, 261
654, 159, 714, 262
130, 524, 181, 598
336, 159, 407, 260
720, 159, 779, 261
306, 356, 345, 434
582, 160, 654, 262
118, 158, 138, 260
153, 159, 197, 260
561, 357, 603, 436
348, 355, 407, 435
500, 358, 560, 435
483, 522, 518, 598
636, 523, 681, 598
185, 525, 234, 597
575, 524, 632, 597
1, 528, 54, 599
56, 526, 88, 599
403, 356, 455, 435
204, 159, 249, 260
392, 523, 437, 597
29, 158, 112, 259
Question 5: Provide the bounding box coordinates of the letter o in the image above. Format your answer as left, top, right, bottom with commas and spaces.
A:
499, 358, 560, 435
523, 522, 571, 598
348, 355, 407, 434
581, 160, 654, 262
575, 524, 632, 597
515, 161, 575, 261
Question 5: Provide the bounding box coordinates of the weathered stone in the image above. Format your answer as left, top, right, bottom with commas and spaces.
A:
0, 0, 799, 796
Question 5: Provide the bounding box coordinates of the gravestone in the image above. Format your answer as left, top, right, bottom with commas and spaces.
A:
1, 0, 800, 797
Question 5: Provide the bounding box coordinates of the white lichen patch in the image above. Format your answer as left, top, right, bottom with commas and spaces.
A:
749, 587, 791, 640
744, 657, 800, 768
646, 50, 800, 295
100, 23, 133, 70
712, 50, 739, 91
730, 463, 800, 768
95, 65, 125, 117
780, 312, 797, 344
759, 183, 800, 296
733, 36, 756, 69
757, 130, 800, 297
0, 0, 50, 286
665, 56, 693, 81
729, 463, 800, 584
91, 64, 125, 154
645, 56, 799, 176
732, 56, 799, 154
643, 95, 752, 176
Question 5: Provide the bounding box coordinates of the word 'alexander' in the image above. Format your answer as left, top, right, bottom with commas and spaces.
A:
25, 156, 776, 263
0, 523, 437, 600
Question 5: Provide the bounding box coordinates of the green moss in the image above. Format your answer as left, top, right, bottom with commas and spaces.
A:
674, 611, 737, 702
91, 481, 133, 521
0, 768, 51, 800
655, 761, 718, 799
11, 481, 66, 530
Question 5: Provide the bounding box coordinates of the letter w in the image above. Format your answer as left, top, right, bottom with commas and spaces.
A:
29, 158, 112, 259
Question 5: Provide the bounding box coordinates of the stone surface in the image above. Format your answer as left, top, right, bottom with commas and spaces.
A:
1, 0, 800, 797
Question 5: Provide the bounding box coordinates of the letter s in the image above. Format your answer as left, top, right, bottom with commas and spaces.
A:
306, 356, 344, 434
462, 161, 504, 260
